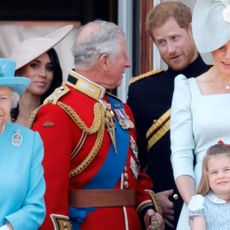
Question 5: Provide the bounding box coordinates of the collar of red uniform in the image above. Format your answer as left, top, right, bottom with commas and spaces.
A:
66, 70, 105, 101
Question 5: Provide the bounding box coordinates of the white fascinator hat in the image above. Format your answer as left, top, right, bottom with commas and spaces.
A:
192, 0, 230, 53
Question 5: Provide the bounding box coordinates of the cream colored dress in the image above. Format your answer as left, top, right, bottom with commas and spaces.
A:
170, 74, 230, 230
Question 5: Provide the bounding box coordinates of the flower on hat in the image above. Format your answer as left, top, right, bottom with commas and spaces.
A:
223, 4, 230, 23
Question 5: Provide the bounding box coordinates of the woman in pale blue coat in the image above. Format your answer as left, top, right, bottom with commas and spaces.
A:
0, 58, 45, 230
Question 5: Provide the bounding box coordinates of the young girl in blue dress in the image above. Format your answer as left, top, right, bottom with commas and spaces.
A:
188, 143, 230, 230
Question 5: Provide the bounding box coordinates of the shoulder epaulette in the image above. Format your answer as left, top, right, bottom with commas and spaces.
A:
43, 86, 70, 105
28, 86, 69, 128
129, 69, 163, 84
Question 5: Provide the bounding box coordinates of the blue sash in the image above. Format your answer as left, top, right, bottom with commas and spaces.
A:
70, 96, 130, 229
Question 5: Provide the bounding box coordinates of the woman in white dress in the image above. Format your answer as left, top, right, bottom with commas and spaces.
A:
170, 0, 230, 229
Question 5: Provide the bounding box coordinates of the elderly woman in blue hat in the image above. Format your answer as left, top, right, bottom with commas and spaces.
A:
170, 0, 230, 229
0, 58, 45, 230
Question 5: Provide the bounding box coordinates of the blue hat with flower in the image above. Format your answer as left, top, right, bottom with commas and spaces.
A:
192, 0, 230, 53
0, 58, 30, 95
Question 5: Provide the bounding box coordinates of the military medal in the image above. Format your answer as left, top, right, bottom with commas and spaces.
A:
11, 129, 23, 147
130, 157, 139, 179
114, 105, 134, 129
104, 102, 117, 153
130, 136, 138, 159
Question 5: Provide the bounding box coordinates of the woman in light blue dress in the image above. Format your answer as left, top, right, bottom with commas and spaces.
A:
170, 1, 230, 229
0, 58, 45, 230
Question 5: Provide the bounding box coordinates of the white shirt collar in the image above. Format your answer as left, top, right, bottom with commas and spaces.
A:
206, 192, 227, 204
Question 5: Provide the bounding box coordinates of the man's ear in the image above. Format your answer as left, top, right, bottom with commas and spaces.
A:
98, 53, 109, 71
187, 22, 193, 37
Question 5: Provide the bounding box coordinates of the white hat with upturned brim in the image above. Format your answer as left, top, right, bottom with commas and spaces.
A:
192, 0, 230, 53
10, 24, 73, 70
0, 58, 30, 95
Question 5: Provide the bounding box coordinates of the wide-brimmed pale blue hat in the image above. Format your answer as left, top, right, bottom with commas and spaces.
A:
0, 58, 30, 95
192, 0, 230, 53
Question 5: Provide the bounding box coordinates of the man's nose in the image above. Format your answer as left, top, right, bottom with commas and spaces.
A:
167, 42, 176, 54
125, 58, 132, 68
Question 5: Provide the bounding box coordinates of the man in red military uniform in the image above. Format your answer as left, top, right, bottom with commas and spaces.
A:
30, 20, 164, 230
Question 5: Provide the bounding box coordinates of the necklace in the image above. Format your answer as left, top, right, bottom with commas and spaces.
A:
208, 67, 230, 90
215, 78, 230, 90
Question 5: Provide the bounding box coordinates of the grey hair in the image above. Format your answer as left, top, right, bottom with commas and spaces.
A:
72, 20, 125, 70
11, 91, 19, 109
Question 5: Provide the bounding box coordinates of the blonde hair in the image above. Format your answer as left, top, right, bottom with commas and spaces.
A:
197, 143, 230, 195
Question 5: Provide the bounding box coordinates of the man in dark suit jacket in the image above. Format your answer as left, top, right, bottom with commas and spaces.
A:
127, 2, 210, 229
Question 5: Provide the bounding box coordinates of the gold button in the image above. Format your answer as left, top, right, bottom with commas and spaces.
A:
124, 172, 128, 179
173, 193, 179, 200
123, 181, 129, 188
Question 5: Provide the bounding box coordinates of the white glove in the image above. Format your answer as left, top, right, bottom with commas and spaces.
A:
0, 225, 11, 230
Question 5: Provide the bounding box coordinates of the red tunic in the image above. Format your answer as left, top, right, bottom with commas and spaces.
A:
31, 71, 154, 230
